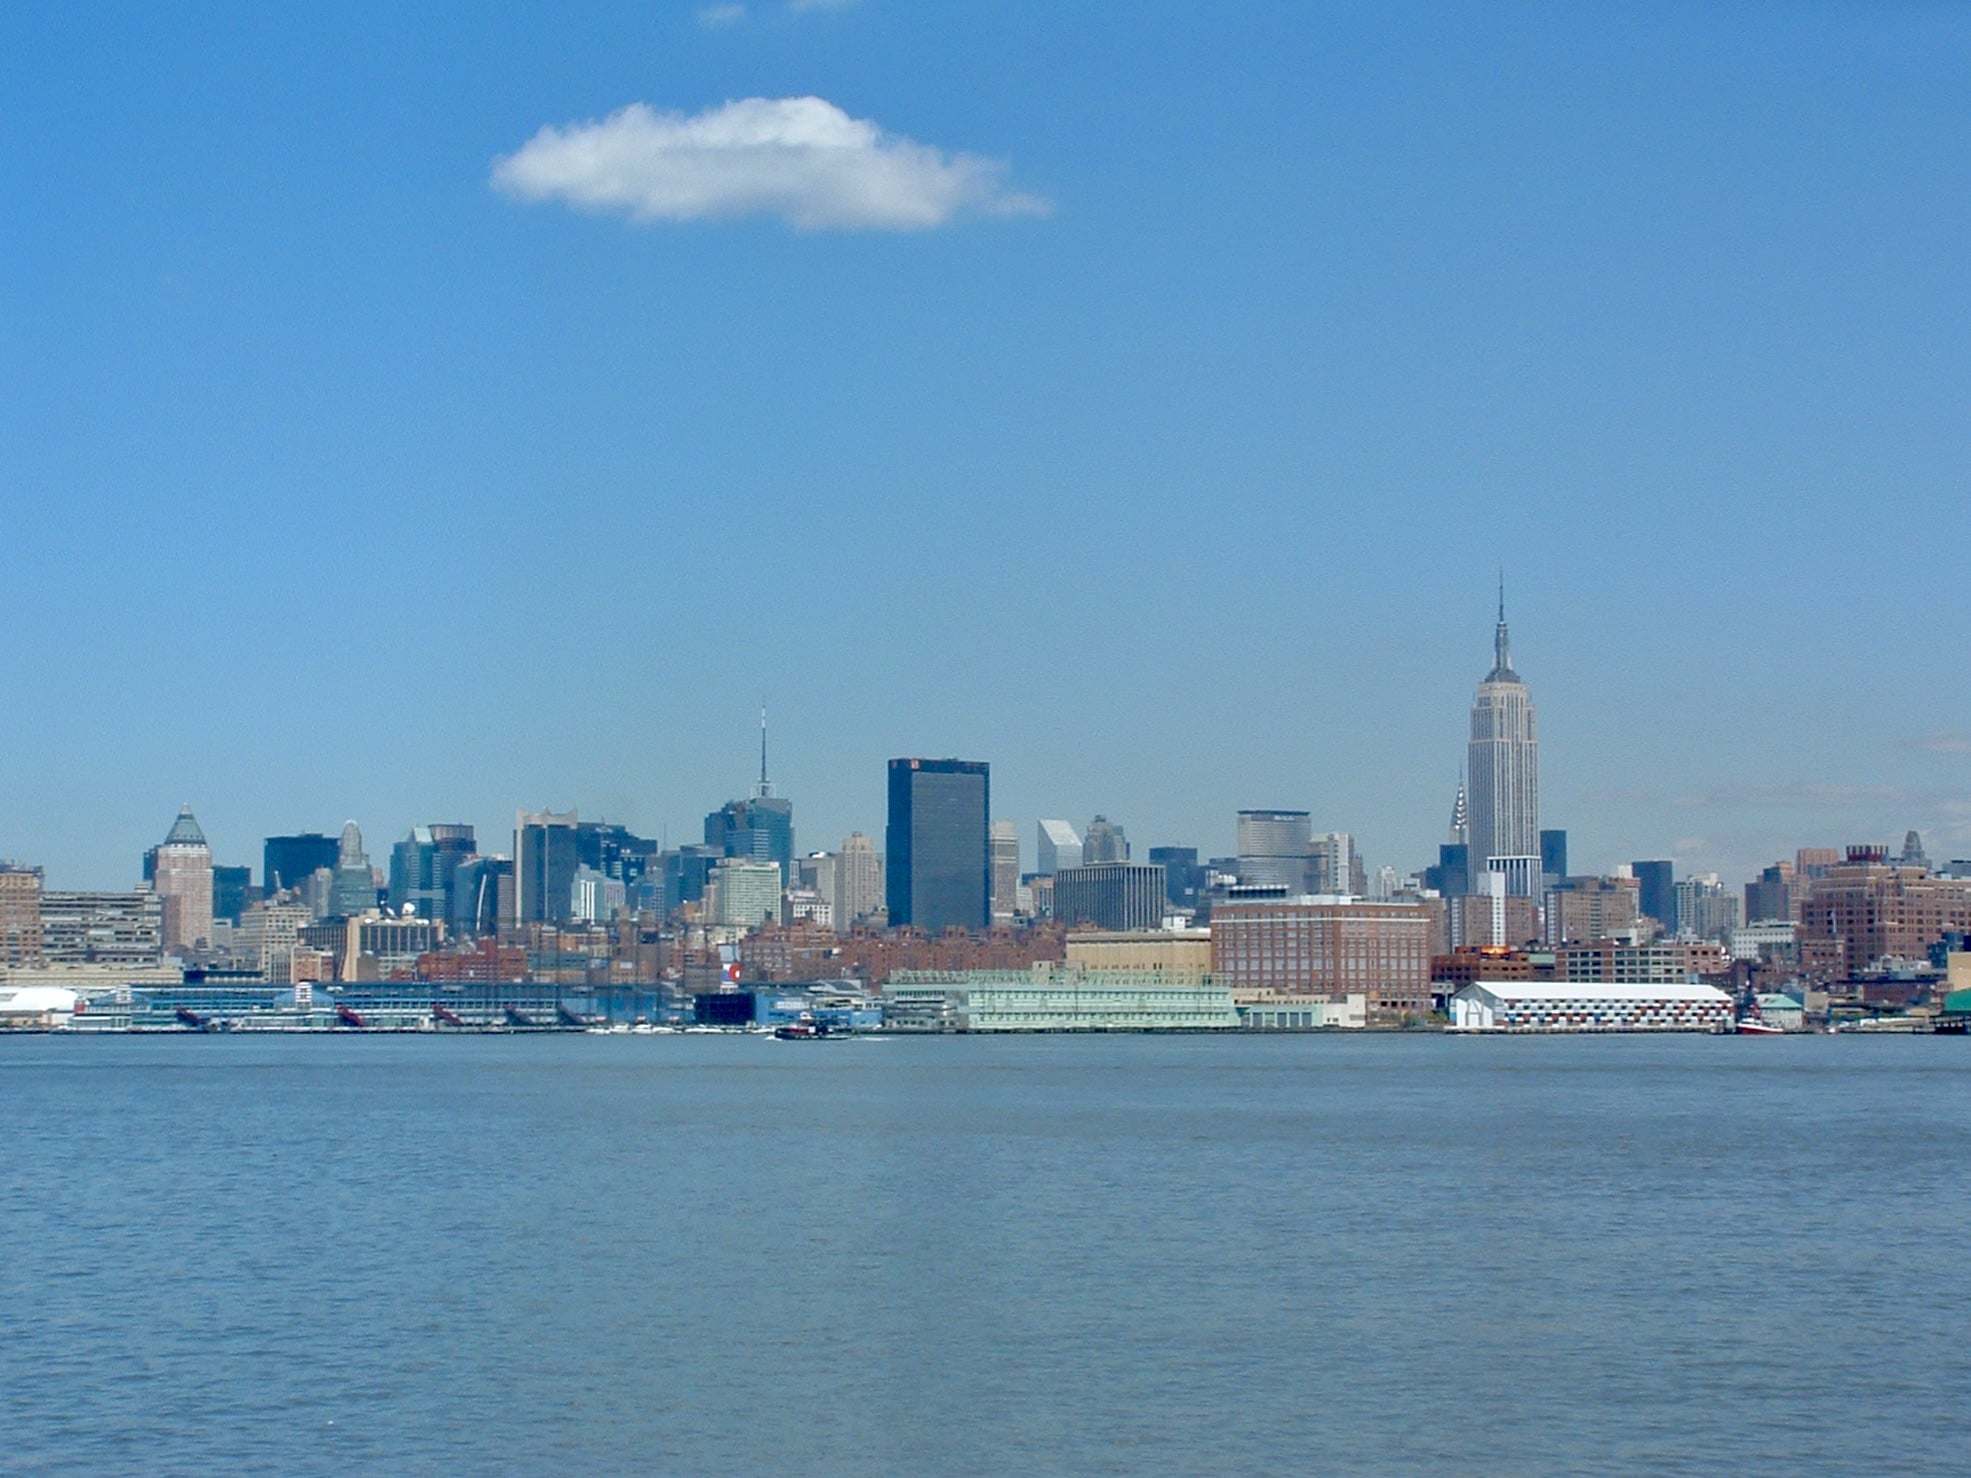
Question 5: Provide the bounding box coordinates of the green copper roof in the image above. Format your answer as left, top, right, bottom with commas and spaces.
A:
162, 805, 207, 847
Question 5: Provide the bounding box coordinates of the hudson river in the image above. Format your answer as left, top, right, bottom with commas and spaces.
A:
5, 1033, 1969, 1473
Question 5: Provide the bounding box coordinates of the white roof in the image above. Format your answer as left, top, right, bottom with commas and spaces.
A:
0, 986, 80, 1014
1452, 979, 1730, 1004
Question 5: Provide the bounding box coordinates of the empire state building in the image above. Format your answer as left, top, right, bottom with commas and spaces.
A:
1467, 590, 1540, 872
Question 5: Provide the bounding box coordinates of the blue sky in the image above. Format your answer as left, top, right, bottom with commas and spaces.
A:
2, 1, 1967, 888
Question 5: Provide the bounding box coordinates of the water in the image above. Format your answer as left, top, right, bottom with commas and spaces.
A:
4, 1032, 1968, 1474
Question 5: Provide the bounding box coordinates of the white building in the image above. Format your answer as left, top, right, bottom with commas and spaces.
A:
0, 985, 80, 1028
1036, 819, 1083, 876
1234, 991, 1367, 1030
714, 859, 782, 928
1449, 979, 1731, 1033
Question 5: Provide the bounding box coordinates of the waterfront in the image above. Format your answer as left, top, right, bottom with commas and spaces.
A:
4, 1033, 1969, 1473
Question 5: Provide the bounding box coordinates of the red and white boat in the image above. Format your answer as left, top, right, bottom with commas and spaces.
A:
1735, 999, 1785, 1035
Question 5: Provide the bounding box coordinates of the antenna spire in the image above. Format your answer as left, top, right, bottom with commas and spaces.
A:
1489, 572, 1515, 680
755, 703, 772, 799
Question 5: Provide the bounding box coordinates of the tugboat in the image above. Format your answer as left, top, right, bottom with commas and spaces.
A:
1735, 997, 1785, 1035
773, 1012, 833, 1040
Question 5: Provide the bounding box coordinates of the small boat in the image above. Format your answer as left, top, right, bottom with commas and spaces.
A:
773, 1014, 834, 1040
1735, 998, 1785, 1035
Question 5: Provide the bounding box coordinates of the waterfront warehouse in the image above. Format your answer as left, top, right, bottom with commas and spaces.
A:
1448, 979, 1731, 1033
885, 965, 1239, 1032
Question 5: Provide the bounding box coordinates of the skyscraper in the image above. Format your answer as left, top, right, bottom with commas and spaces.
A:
886, 758, 989, 932
704, 709, 794, 879
264, 832, 339, 895
150, 806, 213, 952
835, 832, 881, 930
1632, 860, 1676, 933
1237, 810, 1313, 892
1036, 819, 1082, 875
389, 824, 477, 924
328, 821, 379, 918
1083, 816, 1130, 863
516, 810, 580, 924
1466, 585, 1540, 873
989, 821, 1020, 923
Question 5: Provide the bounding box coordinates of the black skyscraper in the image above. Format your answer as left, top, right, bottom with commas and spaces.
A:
264, 833, 340, 895
886, 758, 989, 932
1633, 860, 1675, 932
1540, 829, 1568, 881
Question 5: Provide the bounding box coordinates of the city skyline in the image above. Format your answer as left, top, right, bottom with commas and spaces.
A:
5, 593, 1963, 901
3, 4, 1968, 888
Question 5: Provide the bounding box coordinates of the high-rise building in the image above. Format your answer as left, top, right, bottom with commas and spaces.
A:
263, 833, 340, 896
1036, 819, 1082, 875
1544, 875, 1641, 944
835, 832, 881, 929
150, 806, 214, 952
1424, 843, 1471, 903
1310, 832, 1357, 895
0, 864, 44, 966
39, 890, 163, 966
1467, 586, 1540, 872
1674, 874, 1740, 942
1744, 862, 1797, 924
1237, 810, 1313, 892
1148, 846, 1205, 911
1052, 862, 1167, 931
1540, 829, 1568, 886
451, 855, 513, 937
237, 899, 314, 983
713, 858, 782, 928
705, 709, 795, 878
990, 822, 1020, 923
212, 865, 254, 925
887, 758, 989, 933
389, 824, 476, 924
328, 821, 379, 918
516, 810, 581, 924
1632, 860, 1676, 933
1083, 816, 1130, 864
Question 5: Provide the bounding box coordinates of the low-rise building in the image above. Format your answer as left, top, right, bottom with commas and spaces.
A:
885, 964, 1239, 1032
1064, 929, 1211, 982
1233, 990, 1366, 1030
1449, 979, 1732, 1033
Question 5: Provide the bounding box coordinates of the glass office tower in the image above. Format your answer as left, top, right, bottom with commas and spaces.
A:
886, 758, 990, 932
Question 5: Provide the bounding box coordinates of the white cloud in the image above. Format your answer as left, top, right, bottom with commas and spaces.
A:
698, 3, 746, 25
491, 96, 1048, 231
1915, 732, 1971, 755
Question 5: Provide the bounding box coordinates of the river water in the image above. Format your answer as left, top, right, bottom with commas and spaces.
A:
4, 1032, 1968, 1474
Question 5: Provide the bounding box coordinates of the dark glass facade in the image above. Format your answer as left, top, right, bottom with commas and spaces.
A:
1540, 829, 1568, 881
1147, 846, 1205, 910
212, 865, 253, 925
1632, 860, 1676, 932
263, 833, 339, 895
886, 758, 989, 932
1425, 843, 1471, 900
518, 818, 581, 923
703, 799, 794, 879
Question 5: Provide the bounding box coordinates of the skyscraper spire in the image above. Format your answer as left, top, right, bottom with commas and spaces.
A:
1449, 769, 1469, 846
1489, 572, 1515, 681
754, 703, 772, 799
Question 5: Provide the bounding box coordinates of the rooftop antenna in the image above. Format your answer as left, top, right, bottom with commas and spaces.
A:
754, 702, 772, 799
